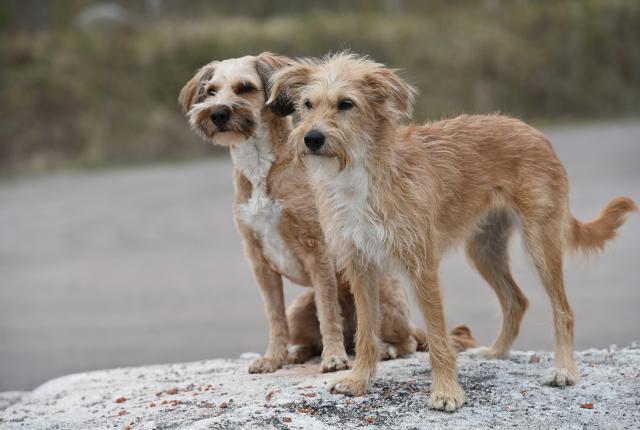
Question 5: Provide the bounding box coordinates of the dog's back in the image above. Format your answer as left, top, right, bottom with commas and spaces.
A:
402, 114, 636, 253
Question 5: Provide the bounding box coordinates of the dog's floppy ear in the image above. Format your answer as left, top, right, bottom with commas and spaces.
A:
255, 52, 294, 94
266, 62, 314, 117
365, 68, 417, 119
178, 62, 216, 115
255, 52, 297, 117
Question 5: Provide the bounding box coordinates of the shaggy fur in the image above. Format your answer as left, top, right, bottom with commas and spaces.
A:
179, 53, 478, 375
267, 52, 637, 411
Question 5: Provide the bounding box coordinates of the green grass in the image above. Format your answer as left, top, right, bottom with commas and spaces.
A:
1, 1, 639, 174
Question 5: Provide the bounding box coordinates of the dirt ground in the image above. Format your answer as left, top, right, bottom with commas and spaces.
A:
1, 120, 638, 391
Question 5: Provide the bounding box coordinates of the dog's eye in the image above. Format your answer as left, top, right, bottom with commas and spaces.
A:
236, 83, 255, 95
207, 88, 217, 96
304, 99, 313, 110
337, 99, 354, 111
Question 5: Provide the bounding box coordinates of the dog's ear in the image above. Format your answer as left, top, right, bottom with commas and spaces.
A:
178, 63, 216, 115
255, 52, 297, 117
266, 63, 314, 117
365, 68, 417, 119
255, 52, 294, 94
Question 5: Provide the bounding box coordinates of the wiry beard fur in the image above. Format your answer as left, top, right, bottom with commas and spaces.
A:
289, 121, 374, 172
187, 99, 257, 145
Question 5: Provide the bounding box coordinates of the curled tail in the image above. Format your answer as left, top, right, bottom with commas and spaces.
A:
570, 197, 637, 253
412, 324, 480, 353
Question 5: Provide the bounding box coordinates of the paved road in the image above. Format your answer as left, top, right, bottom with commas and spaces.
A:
1, 121, 639, 391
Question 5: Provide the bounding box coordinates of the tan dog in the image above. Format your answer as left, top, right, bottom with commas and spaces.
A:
178, 53, 478, 374
268, 53, 637, 411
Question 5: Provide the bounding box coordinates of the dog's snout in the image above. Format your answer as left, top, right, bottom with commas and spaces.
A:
304, 130, 325, 151
210, 106, 231, 126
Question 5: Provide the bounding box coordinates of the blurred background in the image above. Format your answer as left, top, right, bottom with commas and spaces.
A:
0, 0, 638, 392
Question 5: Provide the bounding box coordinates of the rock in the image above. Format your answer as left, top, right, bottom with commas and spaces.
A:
1, 347, 639, 429
0, 392, 26, 412
239, 352, 261, 361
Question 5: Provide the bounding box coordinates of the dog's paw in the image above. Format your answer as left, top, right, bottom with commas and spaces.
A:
379, 343, 398, 361
466, 346, 508, 360
541, 367, 578, 387
287, 345, 315, 365
248, 356, 284, 374
321, 355, 350, 373
329, 375, 370, 396
427, 387, 466, 412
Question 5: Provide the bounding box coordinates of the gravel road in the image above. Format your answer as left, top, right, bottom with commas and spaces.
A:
1, 120, 638, 391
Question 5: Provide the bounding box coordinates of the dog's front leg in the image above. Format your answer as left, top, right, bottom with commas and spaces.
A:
307, 253, 349, 372
413, 270, 466, 412
330, 260, 380, 396
244, 241, 289, 374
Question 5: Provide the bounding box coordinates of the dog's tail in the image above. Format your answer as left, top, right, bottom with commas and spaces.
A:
449, 324, 480, 352
569, 197, 637, 254
412, 324, 480, 353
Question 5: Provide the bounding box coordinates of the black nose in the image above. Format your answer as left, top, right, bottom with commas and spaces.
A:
210, 106, 231, 126
304, 130, 325, 151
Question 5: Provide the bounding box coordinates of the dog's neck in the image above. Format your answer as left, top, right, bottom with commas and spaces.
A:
368, 123, 402, 169
305, 125, 408, 268
229, 111, 292, 199
306, 155, 388, 268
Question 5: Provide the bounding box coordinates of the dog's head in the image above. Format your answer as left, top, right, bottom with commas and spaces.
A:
179, 52, 293, 147
267, 52, 416, 171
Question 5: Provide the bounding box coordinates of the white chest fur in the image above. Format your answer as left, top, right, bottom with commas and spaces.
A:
307, 158, 388, 268
231, 133, 304, 281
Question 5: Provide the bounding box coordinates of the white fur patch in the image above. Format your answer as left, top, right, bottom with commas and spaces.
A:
307, 157, 388, 267
210, 56, 261, 105
287, 344, 304, 355
232, 132, 304, 281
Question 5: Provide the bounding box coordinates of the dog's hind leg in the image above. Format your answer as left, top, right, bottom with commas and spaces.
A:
522, 212, 578, 386
286, 289, 322, 364
378, 276, 418, 359
466, 210, 529, 359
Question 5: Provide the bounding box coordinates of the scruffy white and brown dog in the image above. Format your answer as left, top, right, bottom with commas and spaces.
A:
268, 52, 637, 411
178, 53, 478, 375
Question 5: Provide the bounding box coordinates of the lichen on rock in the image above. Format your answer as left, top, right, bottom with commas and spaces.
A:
1, 346, 639, 429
